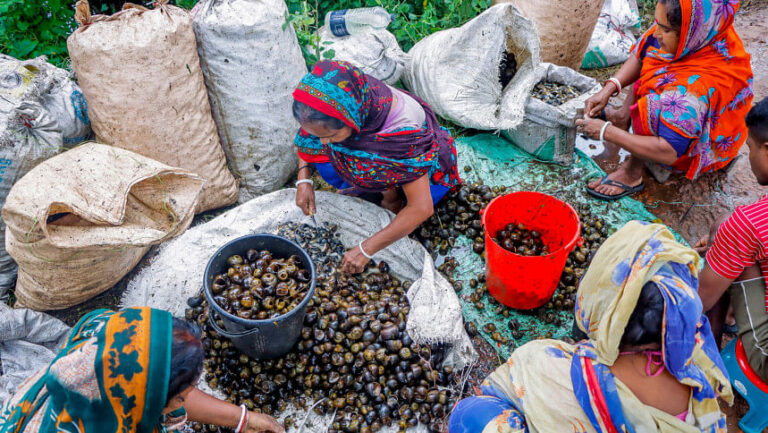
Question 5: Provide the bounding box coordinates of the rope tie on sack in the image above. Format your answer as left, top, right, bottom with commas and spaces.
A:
74, 0, 92, 26
74, 0, 170, 27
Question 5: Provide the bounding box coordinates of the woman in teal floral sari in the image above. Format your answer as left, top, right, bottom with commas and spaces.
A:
0, 307, 283, 433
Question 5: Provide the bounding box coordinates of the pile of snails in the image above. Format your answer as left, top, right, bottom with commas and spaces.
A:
413, 181, 506, 257
492, 223, 548, 256
530, 81, 582, 106
187, 223, 461, 433
206, 250, 311, 320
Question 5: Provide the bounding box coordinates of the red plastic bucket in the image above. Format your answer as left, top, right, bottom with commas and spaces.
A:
481, 191, 581, 309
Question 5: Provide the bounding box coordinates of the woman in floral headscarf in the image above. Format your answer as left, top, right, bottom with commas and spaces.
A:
0, 308, 284, 433
291, 60, 461, 274
448, 221, 732, 432
577, 0, 753, 200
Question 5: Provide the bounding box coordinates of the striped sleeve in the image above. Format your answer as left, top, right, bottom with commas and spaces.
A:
706, 208, 760, 279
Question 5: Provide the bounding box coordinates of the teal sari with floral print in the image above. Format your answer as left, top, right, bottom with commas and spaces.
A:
0, 307, 173, 433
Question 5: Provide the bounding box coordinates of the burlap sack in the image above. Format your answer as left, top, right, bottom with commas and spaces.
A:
2, 142, 204, 311
493, 0, 605, 69
67, 0, 238, 212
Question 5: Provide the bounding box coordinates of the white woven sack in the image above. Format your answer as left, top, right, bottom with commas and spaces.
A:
403, 4, 540, 131
193, 0, 307, 203
316, 27, 409, 85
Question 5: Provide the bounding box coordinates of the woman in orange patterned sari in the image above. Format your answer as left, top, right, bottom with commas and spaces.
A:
0, 308, 283, 433
577, 0, 753, 200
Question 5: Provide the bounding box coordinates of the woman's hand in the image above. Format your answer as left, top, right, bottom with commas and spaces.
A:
584, 87, 614, 118
245, 412, 285, 433
183, 389, 285, 433
575, 117, 607, 140
341, 244, 370, 274
340, 175, 433, 275
295, 183, 316, 216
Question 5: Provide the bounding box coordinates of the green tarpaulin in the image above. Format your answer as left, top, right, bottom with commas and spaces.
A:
446, 134, 680, 358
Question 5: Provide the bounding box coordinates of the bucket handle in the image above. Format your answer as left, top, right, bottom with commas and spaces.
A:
208, 315, 262, 338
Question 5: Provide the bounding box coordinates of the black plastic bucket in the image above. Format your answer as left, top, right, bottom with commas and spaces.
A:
203, 234, 316, 359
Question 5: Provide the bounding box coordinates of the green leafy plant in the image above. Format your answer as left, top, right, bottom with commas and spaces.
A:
0, 0, 77, 67
284, 0, 336, 68
0, 0, 194, 67
173, 0, 198, 9
637, 0, 656, 29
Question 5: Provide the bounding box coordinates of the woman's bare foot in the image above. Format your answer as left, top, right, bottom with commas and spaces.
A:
587, 155, 644, 197
604, 104, 631, 131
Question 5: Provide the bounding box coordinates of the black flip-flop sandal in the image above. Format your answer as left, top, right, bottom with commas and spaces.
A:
586, 176, 644, 201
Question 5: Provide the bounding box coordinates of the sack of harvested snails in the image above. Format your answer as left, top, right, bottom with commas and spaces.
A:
67, 0, 239, 213
3, 143, 204, 311
502, 63, 600, 164
402, 3, 540, 130
581, 0, 640, 69
0, 54, 92, 301
315, 27, 409, 85
192, 0, 306, 203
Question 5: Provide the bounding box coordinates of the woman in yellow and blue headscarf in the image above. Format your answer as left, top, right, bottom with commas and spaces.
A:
0, 307, 284, 433
449, 221, 732, 432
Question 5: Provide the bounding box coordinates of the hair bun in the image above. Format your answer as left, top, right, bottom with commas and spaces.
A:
620, 281, 665, 348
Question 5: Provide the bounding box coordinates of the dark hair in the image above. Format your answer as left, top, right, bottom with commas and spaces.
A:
292, 99, 346, 131
658, 0, 683, 30
620, 281, 665, 349
746, 96, 768, 144
166, 318, 204, 405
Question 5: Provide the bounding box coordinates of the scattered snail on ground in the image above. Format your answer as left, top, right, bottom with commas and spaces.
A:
414, 181, 506, 258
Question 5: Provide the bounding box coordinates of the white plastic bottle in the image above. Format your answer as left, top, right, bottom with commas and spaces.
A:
324, 7, 395, 37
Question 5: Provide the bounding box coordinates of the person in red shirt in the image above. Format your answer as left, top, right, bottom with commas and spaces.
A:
698, 96, 768, 381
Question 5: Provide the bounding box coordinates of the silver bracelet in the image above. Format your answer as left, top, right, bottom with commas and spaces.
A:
295, 179, 313, 187
358, 240, 374, 260
599, 121, 613, 144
